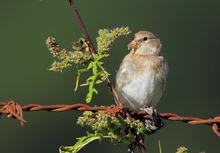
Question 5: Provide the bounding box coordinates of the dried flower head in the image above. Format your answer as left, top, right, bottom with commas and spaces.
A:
46, 37, 60, 56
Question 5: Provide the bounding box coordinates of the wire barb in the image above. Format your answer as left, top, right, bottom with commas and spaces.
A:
0, 101, 219, 137
0, 101, 26, 126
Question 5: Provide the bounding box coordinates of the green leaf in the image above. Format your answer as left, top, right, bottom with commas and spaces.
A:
59, 134, 103, 153
74, 63, 93, 91
95, 80, 103, 84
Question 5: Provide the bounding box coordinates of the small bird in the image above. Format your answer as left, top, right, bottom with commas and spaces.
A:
115, 31, 168, 114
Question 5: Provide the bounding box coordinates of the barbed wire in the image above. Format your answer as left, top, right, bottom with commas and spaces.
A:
0, 101, 219, 137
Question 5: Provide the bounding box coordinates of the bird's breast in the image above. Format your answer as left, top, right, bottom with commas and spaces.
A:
116, 55, 167, 110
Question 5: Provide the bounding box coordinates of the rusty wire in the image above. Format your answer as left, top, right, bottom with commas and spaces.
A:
0, 101, 219, 137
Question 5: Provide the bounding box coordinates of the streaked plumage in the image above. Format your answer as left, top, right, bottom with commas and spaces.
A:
115, 31, 168, 111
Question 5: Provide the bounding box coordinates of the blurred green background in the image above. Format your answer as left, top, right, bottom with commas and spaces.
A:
0, 0, 220, 152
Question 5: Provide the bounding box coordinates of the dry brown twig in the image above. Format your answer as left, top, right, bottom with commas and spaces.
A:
69, 0, 96, 52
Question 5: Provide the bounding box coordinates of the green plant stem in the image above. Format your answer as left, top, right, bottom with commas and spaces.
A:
159, 140, 162, 153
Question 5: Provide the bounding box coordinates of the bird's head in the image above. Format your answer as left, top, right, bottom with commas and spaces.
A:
128, 31, 162, 56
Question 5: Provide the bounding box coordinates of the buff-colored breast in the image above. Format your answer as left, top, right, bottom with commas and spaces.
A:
116, 53, 168, 111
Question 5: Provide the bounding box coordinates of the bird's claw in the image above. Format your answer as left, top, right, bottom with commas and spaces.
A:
141, 107, 164, 131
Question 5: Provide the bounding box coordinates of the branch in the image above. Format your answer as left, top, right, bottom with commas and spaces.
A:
0, 101, 219, 137
68, 0, 119, 106
69, 0, 96, 52
138, 137, 147, 153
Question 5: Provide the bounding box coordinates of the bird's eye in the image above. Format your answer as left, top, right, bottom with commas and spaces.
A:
143, 37, 148, 41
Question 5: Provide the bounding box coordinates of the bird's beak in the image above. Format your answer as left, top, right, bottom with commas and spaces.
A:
128, 40, 138, 50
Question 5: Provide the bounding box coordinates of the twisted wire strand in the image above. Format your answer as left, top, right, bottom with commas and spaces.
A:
0, 101, 219, 137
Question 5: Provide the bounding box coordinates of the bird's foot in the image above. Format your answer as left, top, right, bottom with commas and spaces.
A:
141, 106, 154, 116
141, 107, 164, 131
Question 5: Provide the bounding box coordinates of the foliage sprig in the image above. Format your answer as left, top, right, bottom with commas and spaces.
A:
46, 27, 130, 103
77, 111, 151, 143
60, 110, 152, 153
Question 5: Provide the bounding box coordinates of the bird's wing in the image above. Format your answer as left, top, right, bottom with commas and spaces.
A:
162, 58, 169, 91
115, 55, 134, 90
